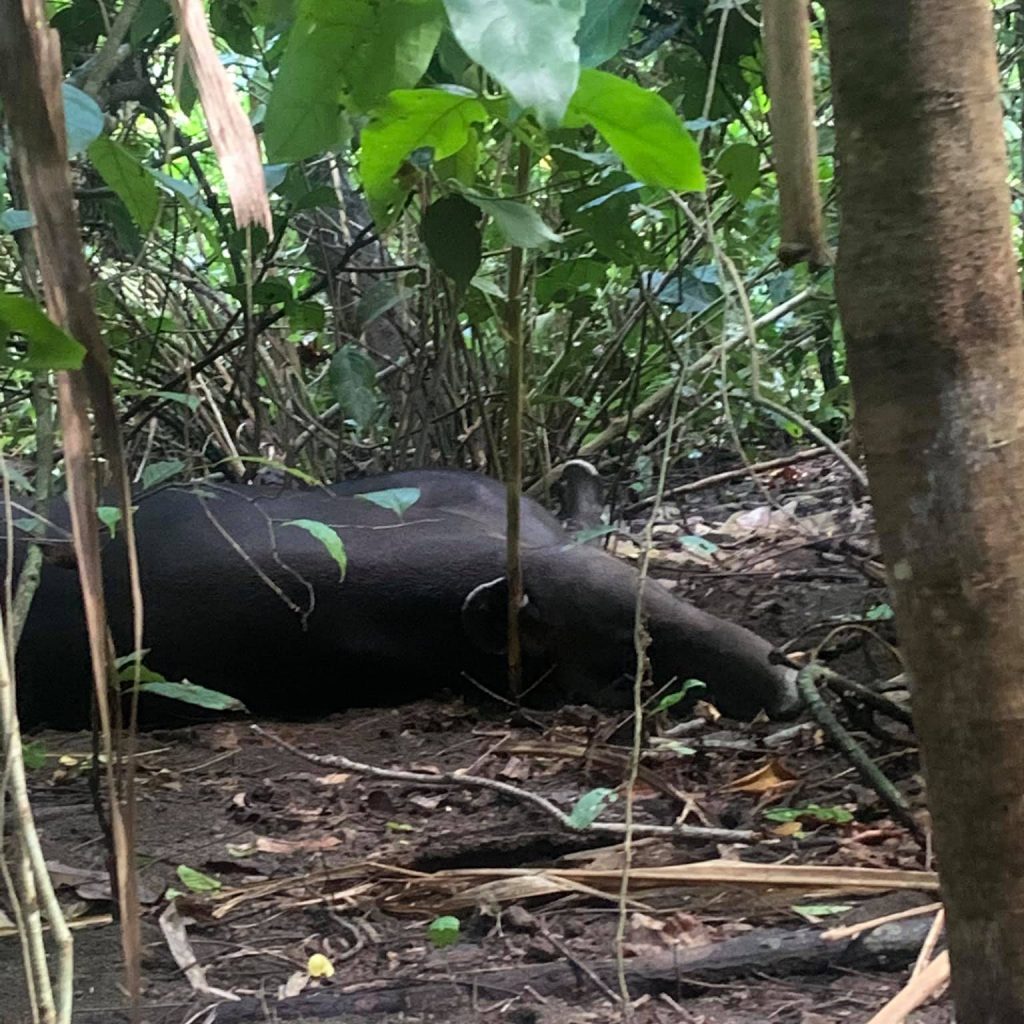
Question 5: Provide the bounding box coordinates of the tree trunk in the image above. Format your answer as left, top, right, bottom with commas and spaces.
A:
826, 3, 1024, 1021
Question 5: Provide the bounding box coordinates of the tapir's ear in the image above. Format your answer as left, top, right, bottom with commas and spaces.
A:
461, 577, 540, 654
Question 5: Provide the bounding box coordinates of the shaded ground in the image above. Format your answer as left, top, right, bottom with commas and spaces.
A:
0, 453, 950, 1023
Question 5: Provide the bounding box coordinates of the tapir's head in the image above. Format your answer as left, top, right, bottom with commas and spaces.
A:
459, 542, 800, 720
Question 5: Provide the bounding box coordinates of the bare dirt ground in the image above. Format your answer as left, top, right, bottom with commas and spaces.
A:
0, 454, 952, 1023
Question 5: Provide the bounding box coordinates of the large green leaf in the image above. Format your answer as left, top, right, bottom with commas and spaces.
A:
356, 487, 421, 518
62, 83, 104, 155
577, 0, 643, 67
87, 138, 160, 231
443, 0, 583, 127
561, 172, 644, 263
420, 194, 482, 289
282, 518, 348, 579
465, 194, 561, 249
358, 89, 487, 219
0, 293, 85, 370
328, 343, 380, 431
264, 0, 444, 162
564, 69, 705, 192
716, 142, 760, 203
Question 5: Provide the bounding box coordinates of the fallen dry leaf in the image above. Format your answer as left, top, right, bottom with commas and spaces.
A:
720, 759, 799, 794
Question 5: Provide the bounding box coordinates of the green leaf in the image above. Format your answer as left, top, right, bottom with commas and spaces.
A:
578, 0, 643, 67
131, 0, 171, 46
22, 740, 47, 771
562, 172, 644, 263
763, 804, 855, 825
465, 194, 561, 248
176, 864, 222, 892
328, 343, 380, 431
0, 293, 85, 370
792, 904, 853, 923
569, 524, 616, 545
358, 89, 487, 220
62, 83, 104, 155
567, 786, 617, 829
263, 163, 289, 190
87, 138, 160, 231
288, 301, 326, 331
564, 69, 705, 192
716, 142, 760, 202
97, 506, 123, 537
0, 209, 35, 233
428, 915, 461, 949
679, 534, 719, 557
149, 168, 208, 212
282, 519, 348, 579
652, 678, 706, 714
420, 195, 482, 289
865, 603, 894, 621
264, 0, 444, 162
347, 0, 445, 113
443, 0, 583, 126
141, 459, 184, 490
356, 487, 421, 518
139, 679, 248, 713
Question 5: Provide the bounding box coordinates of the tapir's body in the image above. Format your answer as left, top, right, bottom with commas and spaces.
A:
11, 472, 798, 728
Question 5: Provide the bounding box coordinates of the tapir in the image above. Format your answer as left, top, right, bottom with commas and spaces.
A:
326, 459, 604, 543
10, 472, 799, 728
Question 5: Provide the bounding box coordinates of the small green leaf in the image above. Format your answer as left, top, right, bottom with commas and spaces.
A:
865, 603, 894, 621
88, 137, 160, 231
792, 903, 853, 923
282, 519, 348, 579
356, 487, 421, 518
420, 194, 481, 289
0, 293, 85, 370
652, 678, 706, 713
97, 506, 123, 537
564, 69, 705, 192
139, 680, 248, 713
763, 804, 854, 826
428, 915, 461, 948
0, 209, 35, 233
386, 820, 414, 832
22, 740, 47, 771
176, 864, 221, 892
62, 83, 104, 155
0, 462, 32, 491
680, 535, 719, 557
465, 194, 561, 248
444, 0, 583, 126
569, 524, 616, 545
716, 143, 760, 202
567, 786, 617, 829
141, 459, 184, 490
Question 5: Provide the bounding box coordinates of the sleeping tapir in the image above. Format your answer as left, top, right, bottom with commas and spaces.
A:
10, 471, 799, 728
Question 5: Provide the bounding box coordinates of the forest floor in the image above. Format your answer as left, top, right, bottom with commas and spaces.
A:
0, 451, 951, 1024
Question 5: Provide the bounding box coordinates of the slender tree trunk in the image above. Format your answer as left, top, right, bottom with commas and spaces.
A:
826, 3, 1024, 1021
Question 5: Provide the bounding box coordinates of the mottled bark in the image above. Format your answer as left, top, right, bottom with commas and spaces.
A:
827, 3, 1024, 1021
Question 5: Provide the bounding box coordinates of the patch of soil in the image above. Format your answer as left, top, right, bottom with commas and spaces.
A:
0, 454, 947, 1023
